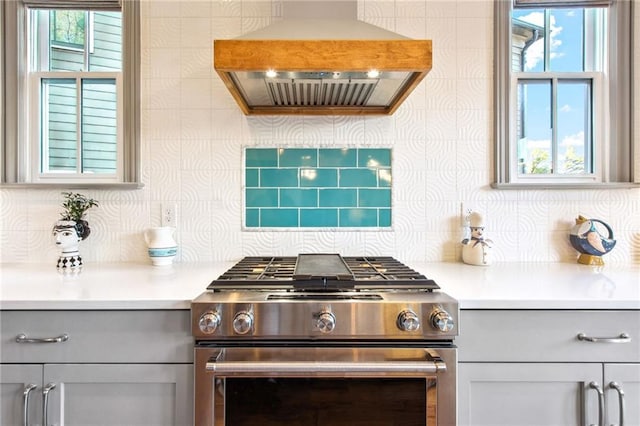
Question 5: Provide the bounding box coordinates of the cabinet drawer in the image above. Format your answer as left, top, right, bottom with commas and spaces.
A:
0, 310, 193, 363
457, 310, 640, 362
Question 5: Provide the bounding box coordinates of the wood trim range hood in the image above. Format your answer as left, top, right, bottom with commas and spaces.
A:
214, 18, 432, 116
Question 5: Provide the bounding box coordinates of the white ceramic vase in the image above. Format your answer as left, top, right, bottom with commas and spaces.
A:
53, 219, 84, 269
144, 227, 177, 266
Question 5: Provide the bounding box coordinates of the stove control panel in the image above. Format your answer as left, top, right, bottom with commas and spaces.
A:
192, 292, 458, 340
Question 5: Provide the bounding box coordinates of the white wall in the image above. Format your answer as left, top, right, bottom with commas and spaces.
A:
1, 0, 638, 265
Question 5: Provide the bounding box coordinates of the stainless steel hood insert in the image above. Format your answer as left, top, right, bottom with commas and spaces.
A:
214, 19, 432, 116
264, 75, 377, 107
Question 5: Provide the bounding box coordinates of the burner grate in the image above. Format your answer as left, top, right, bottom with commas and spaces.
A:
209, 255, 438, 291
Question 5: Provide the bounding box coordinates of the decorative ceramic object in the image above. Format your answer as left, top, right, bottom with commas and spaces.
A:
461, 211, 493, 266
569, 215, 616, 266
53, 220, 83, 269
144, 227, 177, 266
54, 192, 98, 270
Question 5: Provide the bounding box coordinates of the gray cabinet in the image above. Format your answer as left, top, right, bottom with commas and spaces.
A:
457, 310, 640, 426
605, 364, 640, 426
458, 363, 601, 426
0, 365, 42, 426
44, 364, 192, 426
0, 310, 194, 426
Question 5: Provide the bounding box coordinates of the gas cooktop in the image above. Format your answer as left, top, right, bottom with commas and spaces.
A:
208, 254, 439, 292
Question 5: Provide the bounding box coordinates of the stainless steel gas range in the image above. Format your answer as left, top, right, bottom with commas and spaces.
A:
191, 254, 459, 426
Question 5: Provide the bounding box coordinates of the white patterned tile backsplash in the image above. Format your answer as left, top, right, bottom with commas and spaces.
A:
147, 17, 181, 48
146, 1, 180, 18
425, 18, 457, 50
180, 49, 214, 80
456, 17, 492, 49
180, 18, 212, 48
181, 109, 214, 140
395, 18, 427, 38
1, 0, 639, 266
180, 78, 212, 109
147, 79, 181, 110
212, 0, 241, 18
425, 0, 458, 18
395, 1, 427, 18
211, 17, 243, 39
181, 139, 212, 170
429, 48, 458, 80
180, 1, 211, 18
148, 48, 182, 79
149, 139, 181, 170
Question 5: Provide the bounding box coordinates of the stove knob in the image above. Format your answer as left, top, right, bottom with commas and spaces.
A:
233, 311, 253, 335
397, 310, 420, 332
316, 311, 336, 334
198, 311, 221, 335
431, 308, 454, 332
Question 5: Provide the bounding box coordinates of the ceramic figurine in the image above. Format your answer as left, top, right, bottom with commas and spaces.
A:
461, 211, 493, 266
54, 192, 98, 271
569, 215, 616, 266
53, 220, 84, 269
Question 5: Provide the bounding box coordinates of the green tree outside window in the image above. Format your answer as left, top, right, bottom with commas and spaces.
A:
51, 10, 85, 47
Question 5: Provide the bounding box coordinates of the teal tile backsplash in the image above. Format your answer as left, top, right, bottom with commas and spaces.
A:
245, 148, 392, 228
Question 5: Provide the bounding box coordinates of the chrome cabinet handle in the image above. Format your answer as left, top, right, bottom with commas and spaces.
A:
42, 383, 56, 426
577, 333, 631, 343
23, 384, 37, 426
589, 381, 605, 426
609, 381, 625, 426
16, 333, 69, 344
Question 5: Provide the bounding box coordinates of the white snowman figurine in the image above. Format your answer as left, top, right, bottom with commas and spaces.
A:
461, 211, 493, 266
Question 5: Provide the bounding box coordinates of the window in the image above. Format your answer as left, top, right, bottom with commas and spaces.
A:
494, 0, 635, 187
1, 0, 140, 186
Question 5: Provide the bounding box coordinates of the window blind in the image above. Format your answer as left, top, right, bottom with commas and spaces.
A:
514, 0, 613, 8
22, 0, 120, 11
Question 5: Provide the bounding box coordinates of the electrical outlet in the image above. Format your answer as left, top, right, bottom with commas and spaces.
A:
162, 204, 177, 227
460, 202, 469, 226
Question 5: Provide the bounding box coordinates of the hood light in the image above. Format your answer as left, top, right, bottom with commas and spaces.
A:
367, 69, 380, 78
265, 69, 278, 78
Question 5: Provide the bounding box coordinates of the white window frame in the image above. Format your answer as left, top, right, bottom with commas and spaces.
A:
510, 72, 604, 184
494, 0, 636, 188
29, 72, 123, 183
1, 0, 140, 188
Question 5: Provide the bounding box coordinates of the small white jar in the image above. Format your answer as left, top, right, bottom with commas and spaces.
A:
144, 227, 177, 266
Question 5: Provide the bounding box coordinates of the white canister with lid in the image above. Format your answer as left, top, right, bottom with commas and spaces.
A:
144, 227, 177, 266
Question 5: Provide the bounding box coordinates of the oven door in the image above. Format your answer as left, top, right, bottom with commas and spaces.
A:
194, 345, 456, 426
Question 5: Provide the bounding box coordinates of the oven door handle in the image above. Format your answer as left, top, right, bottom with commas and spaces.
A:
206, 358, 446, 377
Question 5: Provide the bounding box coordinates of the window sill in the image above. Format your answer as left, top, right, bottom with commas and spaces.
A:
491, 182, 640, 190
0, 182, 144, 190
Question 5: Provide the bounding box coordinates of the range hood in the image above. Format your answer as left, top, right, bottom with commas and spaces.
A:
213, 3, 432, 116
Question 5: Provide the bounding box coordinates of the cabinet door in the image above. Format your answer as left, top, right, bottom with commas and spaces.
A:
43, 364, 193, 426
605, 364, 640, 426
458, 362, 602, 426
0, 365, 42, 426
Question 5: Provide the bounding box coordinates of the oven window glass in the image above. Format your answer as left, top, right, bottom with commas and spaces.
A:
222, 377, 435, 425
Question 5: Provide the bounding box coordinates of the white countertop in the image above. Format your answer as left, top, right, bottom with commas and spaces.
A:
418, 262, 640, 310
1, 261, 638, 310
0, 262, 234, 310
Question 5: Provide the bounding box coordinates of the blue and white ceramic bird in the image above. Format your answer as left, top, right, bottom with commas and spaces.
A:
569, 215, 616, 265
